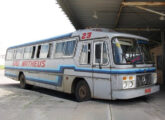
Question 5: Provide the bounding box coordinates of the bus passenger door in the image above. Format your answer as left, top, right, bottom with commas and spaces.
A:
78, 41, 93, 96
92, 41, 111, 99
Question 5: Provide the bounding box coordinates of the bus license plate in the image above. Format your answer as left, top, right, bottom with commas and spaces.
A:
145, 88, 151, 93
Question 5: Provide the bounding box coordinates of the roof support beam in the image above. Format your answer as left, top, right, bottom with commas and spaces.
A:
122, 2, 165, 20
135, 6, 165, 17
122, 2, 165, 6
149, 39, 161, 45
115, 1, 165, 28
115, 28, 161, 31
115, 0, 125, 28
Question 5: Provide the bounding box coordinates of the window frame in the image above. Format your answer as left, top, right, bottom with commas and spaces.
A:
23, 46, 33, 60
111, 37, 152, 65
36, 45, 41, 58
23, 42, 54, 60
94, 42, 103, 65
47, 43, 53, 58
15, 48, 24, 60
93, 41, 109, 65
39, 44, 50, 59
6, 49, 14, 60
79, 42, 91, 65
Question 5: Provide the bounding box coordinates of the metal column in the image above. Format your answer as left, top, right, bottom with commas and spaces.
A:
161, 32, 165, 85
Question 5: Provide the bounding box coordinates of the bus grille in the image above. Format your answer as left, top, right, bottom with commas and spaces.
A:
136, 74, 152, 87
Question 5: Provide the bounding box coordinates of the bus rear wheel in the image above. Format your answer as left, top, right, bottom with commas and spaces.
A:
19, 74, 33, 89
75, 80, 91, 102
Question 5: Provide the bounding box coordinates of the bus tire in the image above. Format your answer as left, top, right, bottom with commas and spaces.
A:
75, 80, 91, 102
19, 74, 33, 89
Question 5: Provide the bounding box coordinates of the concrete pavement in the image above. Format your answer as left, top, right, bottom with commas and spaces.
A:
0, 70, 165, 120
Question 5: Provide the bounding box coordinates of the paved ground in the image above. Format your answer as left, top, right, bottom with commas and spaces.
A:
0, 70, 165, 120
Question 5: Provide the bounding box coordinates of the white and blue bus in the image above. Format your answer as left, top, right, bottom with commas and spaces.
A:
5, 28, 159, 101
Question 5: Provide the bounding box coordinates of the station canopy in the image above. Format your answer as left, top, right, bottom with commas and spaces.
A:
57, 0, 165, 47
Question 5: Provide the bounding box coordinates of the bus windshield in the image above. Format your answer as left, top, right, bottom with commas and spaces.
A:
112, 37, 154, 65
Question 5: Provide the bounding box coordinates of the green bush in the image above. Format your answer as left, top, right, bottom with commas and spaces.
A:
0, 65, 4, 69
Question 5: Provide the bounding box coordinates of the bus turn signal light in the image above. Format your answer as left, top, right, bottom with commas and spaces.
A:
129, 76, 133, 80
123, 76, 127, 80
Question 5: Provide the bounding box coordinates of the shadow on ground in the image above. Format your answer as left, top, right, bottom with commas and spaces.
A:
1, 82, 162, 105
0, 83, 76, 102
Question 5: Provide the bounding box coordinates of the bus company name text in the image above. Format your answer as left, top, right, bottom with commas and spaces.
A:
13, 60, 46, 67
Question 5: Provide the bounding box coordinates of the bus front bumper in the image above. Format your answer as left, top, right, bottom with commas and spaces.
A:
112, 85, 160, 100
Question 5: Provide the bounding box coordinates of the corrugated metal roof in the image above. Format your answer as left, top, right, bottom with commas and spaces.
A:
57, 0, 165, 47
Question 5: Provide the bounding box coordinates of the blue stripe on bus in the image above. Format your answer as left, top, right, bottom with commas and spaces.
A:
26, 76, 62, 86
5, 65, 156, 74
5, 71, 62, 86
5, 72, 17, 78
8, 33, 72, 49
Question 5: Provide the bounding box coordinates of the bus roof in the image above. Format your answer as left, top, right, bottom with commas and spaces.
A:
8, 28, 148, 50
73, 28, 148, 41
8, 33, 72, 49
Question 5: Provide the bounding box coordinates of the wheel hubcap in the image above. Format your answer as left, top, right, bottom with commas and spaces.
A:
79, 85, 86, 98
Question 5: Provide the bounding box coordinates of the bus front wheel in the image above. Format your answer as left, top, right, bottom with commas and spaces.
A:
75, 80, 91, 102
19, 74, 33, 89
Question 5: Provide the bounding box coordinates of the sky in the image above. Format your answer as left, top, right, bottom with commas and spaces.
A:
0, 0, 75, 55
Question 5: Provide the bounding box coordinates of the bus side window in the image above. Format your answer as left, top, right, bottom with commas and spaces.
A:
94, 43, 102, 64
31, 46, 36, 58
39, 44, 50, 58
47, 43, 53, 58
54, 40, 76, 58
80, 43, 91, 64
6, 50, 13, 60
64, 40, 76, 56
103, 42, 108, 64
24, 47, 32, 59
15, 48, 23, 59
88, 44, 91, 64
36, 45, 41, 58
54, 42, 65, 58
94, 42, 109, 65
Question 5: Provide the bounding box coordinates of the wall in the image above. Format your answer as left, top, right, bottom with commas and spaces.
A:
150, 45, 163, 84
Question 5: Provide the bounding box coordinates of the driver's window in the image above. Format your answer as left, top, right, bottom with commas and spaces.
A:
94, 41, 109, 65
95, 43, 102, 63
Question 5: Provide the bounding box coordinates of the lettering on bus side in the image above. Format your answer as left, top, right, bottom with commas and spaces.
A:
21, 60, 46, 67
13, 60, 20, 66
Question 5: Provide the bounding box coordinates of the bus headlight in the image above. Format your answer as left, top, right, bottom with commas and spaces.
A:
122, 76, 136, 89
128, 81, 133, 87
123, 81, 127, 89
